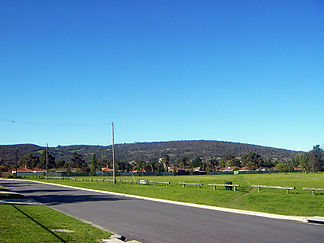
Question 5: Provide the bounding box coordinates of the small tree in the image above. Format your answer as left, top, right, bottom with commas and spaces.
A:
71, 152, 87, 169
205, 163, 211, 174
134, 161, 144, 176
209, 158, 220, 171
161, 154, 170, 172
18, 153, 40, 169
178, 157, 189, 169
38, 150, 55, 169
276, 162, 294, 173
56, 160, 66, 168
308, 145, 324, 172
67, 163, 71, 177
90, 153, 97, 176
173, 166, 177, 176
241, 152, 264, 169
192, 157, 203, 168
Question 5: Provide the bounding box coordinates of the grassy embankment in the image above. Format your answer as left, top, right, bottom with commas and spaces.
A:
30, 173, 324, 217
0, 186, 111, 243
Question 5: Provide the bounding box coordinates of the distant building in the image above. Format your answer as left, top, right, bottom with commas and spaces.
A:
11, 168, 47, 177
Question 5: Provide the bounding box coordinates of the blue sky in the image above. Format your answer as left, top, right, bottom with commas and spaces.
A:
1, 0, 323, 151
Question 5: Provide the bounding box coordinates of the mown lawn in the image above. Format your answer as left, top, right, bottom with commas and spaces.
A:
28, 173, 324, 217
0, 204, 111, 243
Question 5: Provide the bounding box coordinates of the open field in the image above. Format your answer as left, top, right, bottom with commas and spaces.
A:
27, 173, 324, 217
0, 204, 111, 243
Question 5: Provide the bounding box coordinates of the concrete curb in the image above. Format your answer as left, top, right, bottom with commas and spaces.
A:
5, 178, 306, 223
303, 217, 324, 224
0, 198, 42, 205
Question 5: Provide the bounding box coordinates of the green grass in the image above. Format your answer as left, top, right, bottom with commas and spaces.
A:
0, 185, 111, 242
0, 204, 111, 242
27, 173, 324, 217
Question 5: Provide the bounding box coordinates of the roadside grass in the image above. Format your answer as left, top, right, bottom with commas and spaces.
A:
26, 173, 324, 217
0, 204, 111, 243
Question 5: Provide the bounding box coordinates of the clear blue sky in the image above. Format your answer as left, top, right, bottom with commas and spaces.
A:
1, 0, 323, 152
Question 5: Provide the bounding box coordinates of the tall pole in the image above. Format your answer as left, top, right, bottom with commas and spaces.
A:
112, 122, 116, 184
45, 143, 48, 179
15, 146, 18, 178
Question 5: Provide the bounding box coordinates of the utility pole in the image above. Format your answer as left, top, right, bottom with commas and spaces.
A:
112, 122, 116, 184
45, 143, 48, 179
15, 146, 18, 178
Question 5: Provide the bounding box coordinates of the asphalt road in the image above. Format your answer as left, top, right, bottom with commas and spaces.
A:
1, 179, 323, 243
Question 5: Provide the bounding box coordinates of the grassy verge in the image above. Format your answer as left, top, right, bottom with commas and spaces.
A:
28, 173, 324, 217
0, 204, 111, 243
0, 185, 111, 242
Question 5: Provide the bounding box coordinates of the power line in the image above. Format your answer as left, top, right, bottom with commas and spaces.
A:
0, 117, 108, 127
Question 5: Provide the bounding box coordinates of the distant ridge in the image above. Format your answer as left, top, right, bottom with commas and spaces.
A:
0, 140, 300, 165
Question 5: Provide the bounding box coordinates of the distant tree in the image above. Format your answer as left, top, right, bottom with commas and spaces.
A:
56, 160, 66, 168
173, 166, 177, 176
90, 153, 97, 176
134, 161, 145, 176
241, 152, 264, 169
297, 153, 310, 172
98, 158, 112, 169
263, 159, 275, 168
144, 162, 153, 173
209, 158, 220, 171
161, 155, 170, 172
223, 154, 235, 161
192, 157, 203, 168
205, 161, 211, 174
228, 158, 241, 168
276, 162, 294, 173
70, 152, 87, 169
308, 145, 324, 172
38, 150, 55, 169
67, 163, 71, 177
219, 159, 226, 169
18, 153, 39, 169
118, 161, 132, 172
178, 157, 189, 169
81, 166, 90, 173
155, 162, 163, 175
245, 161, 257, 170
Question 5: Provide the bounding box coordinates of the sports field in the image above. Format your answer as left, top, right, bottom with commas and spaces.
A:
30, 173, 324, 217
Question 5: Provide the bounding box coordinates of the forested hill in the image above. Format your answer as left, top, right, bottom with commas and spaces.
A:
0, 140, 301, 165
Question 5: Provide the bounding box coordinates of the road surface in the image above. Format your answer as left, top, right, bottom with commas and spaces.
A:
0, 179, 323, 243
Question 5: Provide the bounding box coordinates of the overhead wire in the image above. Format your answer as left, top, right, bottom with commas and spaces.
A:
0, 117, 109, 127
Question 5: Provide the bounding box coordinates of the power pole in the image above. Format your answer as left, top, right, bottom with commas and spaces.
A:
112, 122, 116, 184
46, 143, 48, 179
15, 146, 18, 178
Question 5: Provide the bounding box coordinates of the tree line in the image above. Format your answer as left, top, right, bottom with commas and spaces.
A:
1, 145, 323, 174
0, 140, 300, 166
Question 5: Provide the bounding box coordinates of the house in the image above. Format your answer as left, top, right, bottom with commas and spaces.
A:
219, 166, 235, 171
101, 167, 122, 173
11, 168, 47, 177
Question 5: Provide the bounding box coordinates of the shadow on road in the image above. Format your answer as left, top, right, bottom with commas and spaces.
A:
0, 180, 130, 206
0, 181, 33, 188
14, 189, 74, 194
30, 194, 129, 206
